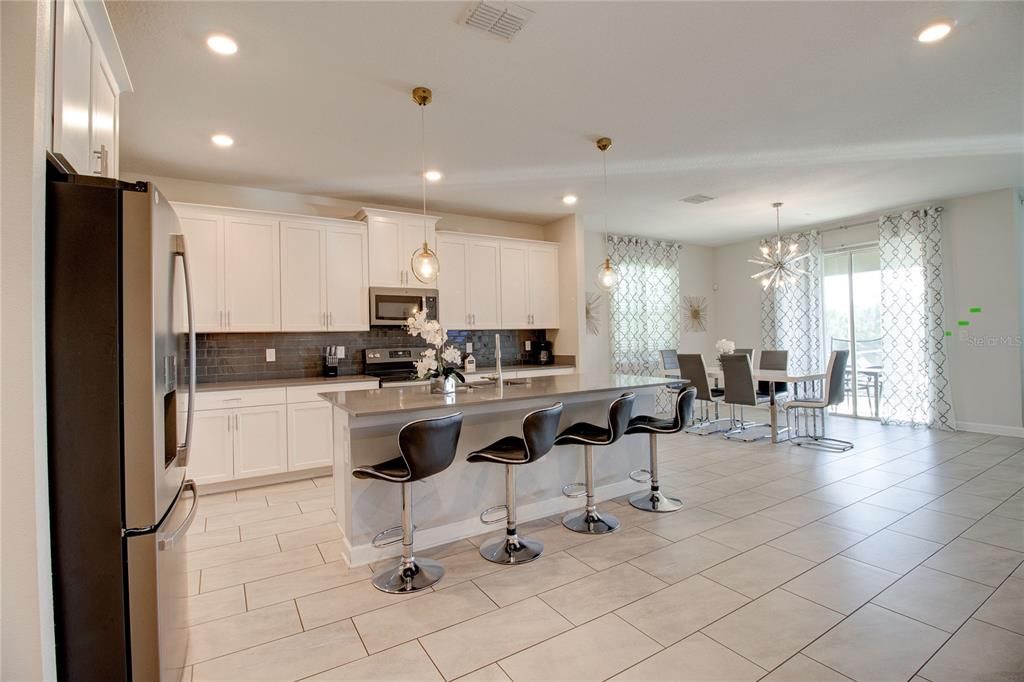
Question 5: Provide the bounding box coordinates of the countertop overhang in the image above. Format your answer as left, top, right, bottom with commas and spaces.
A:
319, 373, 677, 418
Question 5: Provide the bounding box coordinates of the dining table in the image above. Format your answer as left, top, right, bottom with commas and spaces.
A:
704, 367, 827, 443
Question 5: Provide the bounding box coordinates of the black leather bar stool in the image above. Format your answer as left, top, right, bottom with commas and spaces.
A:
467, 402, 564, 565
352, 412, 463, 594
555, 392, 635, 534
625, 385, 696, 513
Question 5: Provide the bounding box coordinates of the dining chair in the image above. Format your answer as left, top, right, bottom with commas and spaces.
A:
784, 350, 853, 451
757, 349, 789, 398
721, 353, 770, 441
677, 354, 731, 435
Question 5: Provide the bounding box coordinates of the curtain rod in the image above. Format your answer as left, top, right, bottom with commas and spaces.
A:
816, 206, 943, 235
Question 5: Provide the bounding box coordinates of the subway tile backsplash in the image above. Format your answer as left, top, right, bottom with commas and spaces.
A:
192, 328, 547, 384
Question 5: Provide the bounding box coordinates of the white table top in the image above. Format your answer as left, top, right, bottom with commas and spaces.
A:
704, 367, 826, 382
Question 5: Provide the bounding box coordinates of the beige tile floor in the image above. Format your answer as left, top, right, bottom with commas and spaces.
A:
183, 418, 1024, 681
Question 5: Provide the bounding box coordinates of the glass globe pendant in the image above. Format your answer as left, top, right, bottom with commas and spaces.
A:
410, 86, 439, 284
596, 256, 618, 292
594, 137, 618, 292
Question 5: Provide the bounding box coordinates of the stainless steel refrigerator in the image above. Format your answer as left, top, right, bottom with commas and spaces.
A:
46, 158, 197, 681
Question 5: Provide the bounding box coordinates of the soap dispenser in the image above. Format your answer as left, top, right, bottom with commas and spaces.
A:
464, 352, 477, 373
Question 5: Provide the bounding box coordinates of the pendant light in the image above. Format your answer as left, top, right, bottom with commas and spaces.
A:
748, 202, 810, 289
410, 86, 440, 284
594, 137, 618, 293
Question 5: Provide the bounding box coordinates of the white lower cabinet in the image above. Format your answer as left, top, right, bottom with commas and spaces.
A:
287, 402, 334, 470
187, 410, 234, 486
233, 405, 288, 479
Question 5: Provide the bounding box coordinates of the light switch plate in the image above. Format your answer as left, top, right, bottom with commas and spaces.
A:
466, 342, 473, 353
338, 346, 345, 359
266, 348, 276, 362
524, 340, 532, 351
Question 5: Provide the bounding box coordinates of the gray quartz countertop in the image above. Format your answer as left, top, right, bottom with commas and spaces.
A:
319, 373, 674, 418
196, 374, 378, 393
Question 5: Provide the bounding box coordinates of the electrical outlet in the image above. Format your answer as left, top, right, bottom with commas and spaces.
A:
466, 342, 473, 353
524, 340, 532, 352
338, 346, 345, 359
266, 348, 276, 362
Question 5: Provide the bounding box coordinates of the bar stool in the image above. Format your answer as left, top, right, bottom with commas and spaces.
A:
555, 392, 635, 534
625, 385, 696, 513
467, 402, 564, 565
352, 412, 463, 594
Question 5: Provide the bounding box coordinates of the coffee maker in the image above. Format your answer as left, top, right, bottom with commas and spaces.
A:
535, 340, 553, 365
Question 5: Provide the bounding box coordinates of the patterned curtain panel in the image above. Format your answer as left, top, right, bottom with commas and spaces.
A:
760, 231, 824, 375
608, 235, 681, 413
878, 208, 955, 430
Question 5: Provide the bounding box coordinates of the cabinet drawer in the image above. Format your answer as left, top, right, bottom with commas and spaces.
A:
286, 381, 379, 404
193, 388, 287, 411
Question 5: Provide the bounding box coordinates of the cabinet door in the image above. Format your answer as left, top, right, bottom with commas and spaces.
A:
400, 219, 437, 288
468, 238, 501, 329
54, 0, 94, 174
90, 58, 117, 177
528, 246, 560, 328
367, 215, 402, 287
325, 225, 369, 330
287, 402, 333, 470
233, 405, 288, 479
224, 217, 281, 331
280, 222, 326, 331
499, 243, 530, 329
184, 410, 234, 485
436, 235, 468, 329
177, 213, 224, 332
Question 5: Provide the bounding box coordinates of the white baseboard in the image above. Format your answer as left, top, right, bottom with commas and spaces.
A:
344, 477, 647, 566
198, 466, 332, 495
955, 422, 1024, 438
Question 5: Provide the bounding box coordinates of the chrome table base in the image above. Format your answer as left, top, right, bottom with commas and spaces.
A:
629, 489, 683, 513
479, 534, 544, 564
562, 509, 619, 534
370, 557, 444, 593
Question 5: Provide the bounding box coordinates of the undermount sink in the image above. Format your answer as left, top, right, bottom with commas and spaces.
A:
467, 378, 531, 387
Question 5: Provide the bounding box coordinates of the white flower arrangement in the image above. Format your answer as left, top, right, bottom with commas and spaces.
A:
715, 338, 736, 356
406, 309, 465, 383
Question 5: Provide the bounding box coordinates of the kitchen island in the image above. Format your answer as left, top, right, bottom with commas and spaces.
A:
321, 374, 675, 566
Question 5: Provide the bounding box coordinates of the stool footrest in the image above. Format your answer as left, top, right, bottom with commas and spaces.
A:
561, 482, 587, 498
480, 504, 509, 525
628, 468, 653, 483
371, 525, 405, 548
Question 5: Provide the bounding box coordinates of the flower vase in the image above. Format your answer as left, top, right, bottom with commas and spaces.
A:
430, 375, 457, 395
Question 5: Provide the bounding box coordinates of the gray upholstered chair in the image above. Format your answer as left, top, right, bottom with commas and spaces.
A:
784, 351, 853, 451
757, 349, 789, 398
721, 353, 771, 441
678, 354, 730, 435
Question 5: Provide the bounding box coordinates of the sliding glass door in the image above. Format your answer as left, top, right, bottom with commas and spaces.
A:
823, 246, 882, 418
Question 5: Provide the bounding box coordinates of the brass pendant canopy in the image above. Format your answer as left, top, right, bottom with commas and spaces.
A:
411, 86, 439, 284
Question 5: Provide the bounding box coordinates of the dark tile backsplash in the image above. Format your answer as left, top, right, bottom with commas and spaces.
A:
192, 328, 548, 384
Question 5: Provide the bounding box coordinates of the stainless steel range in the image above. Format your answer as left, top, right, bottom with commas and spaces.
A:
363, 347, 430, 387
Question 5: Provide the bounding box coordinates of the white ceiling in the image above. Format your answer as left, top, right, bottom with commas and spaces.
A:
108, 1, 1024, 246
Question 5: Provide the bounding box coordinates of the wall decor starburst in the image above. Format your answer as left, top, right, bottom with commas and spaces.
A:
749, 202, 811, 290
585, 292, 602, 335
683, 295, 709, 332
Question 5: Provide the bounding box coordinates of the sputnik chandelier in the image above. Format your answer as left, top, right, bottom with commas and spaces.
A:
749, 202, 809, 290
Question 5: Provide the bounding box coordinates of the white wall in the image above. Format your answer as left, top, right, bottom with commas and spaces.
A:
710, 188, 1024, 434
1, 0, 58, 678
543, 215, 585, 361
124, 172, 549, 241
580, 229, 611, 375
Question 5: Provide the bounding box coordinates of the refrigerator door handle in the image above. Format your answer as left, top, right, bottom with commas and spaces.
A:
173, 234, 197, 467
158, 480, 199, 551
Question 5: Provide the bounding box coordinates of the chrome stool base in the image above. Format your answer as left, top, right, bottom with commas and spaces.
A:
479, 534, 544, 565
629, 489, 683, 513
562, 509, 619, 534
370, 557, 444, 594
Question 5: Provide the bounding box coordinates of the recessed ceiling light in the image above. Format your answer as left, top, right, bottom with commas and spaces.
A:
917, 20, 953, 43
206, 34, 238, 55
562, 194, 578, 205
423, 170, 443, 182
211, 133, 234, 147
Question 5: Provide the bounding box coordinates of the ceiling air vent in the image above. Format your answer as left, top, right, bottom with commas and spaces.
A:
681, 194, 716, 204
463, 1, 534, 41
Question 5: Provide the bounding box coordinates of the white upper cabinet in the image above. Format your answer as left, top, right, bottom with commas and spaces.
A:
177, 212, 225, 332
280, 221, 326, 331
527, 244, 560, 328
468, 238, 502, 329
436, 235, 469, 329
224, 216, 281, 332
359, 208, 438, 289
499, 242, 531, 328
324, 224, 369, 330
52, 0, 130, 178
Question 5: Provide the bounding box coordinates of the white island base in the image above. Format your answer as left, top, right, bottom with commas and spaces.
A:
322, 375, 671, 566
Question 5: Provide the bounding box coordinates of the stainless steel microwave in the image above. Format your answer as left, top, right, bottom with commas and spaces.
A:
369, 287, 439, 326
